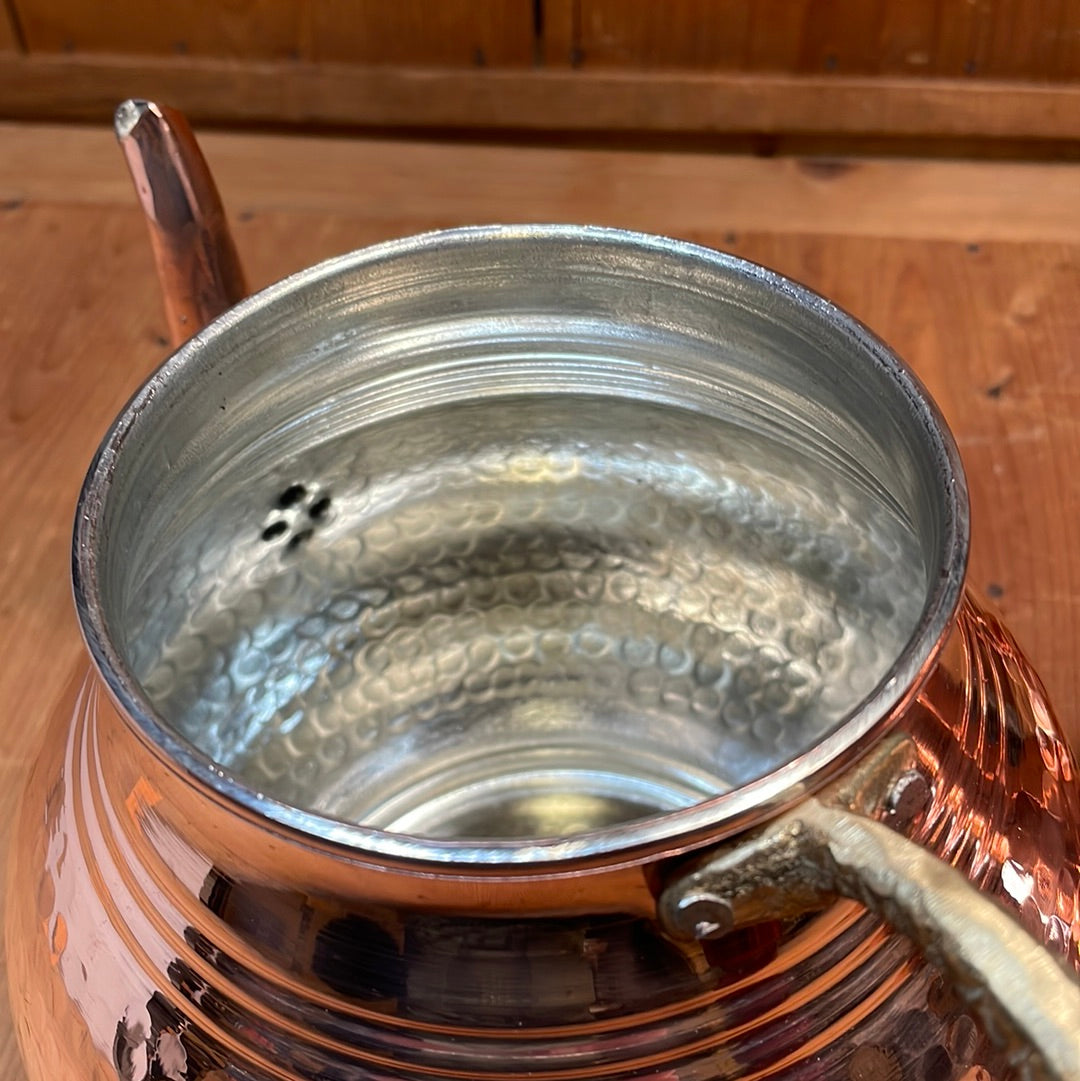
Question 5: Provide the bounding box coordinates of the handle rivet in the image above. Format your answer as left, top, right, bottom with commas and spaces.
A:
671, 890, 734, 941
885, 769, 931, 827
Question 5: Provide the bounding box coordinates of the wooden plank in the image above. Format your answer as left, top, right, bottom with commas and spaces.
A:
555, 0, 1080, 79
540, 0, 577, 66
5, 53, 1080, 139
785, 0, 891, 75
0, 0, 19, 51
875, 0, 938, 75
935, 0, 996, 77
983, 0, 1070, 79
573, 0, 753, 69
13, 0, 1080, 80
306, 0, 536, 67
14, 0, 536, 65
1053, 0, 1080, 78
8, 121, 1080, 246
14, 0, 301, 58
742, 0, 813, 72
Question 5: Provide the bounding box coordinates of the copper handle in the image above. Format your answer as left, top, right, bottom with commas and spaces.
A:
115, 99, 248, 348
658, 742, 1080, 1081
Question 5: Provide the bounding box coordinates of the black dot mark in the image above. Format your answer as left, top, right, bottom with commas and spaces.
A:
1, 198, 23, 212
278, 483, 307, 508
309, 495, 332, 520
986, 373, 1013, 399
723, 231, 737, 245
966, 242, 980, 253
987, 582, 1005, 599
287, 529, 314, 551
238, 209, 255, 223
261, 521, 288, 542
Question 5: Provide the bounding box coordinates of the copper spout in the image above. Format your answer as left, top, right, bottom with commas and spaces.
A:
115, 99, 248, 348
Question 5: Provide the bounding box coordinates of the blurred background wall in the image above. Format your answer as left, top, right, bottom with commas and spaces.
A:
1, 0, 1078, 154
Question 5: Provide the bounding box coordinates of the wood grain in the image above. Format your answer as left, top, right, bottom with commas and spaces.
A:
2, 122, 1079, 1079
7, 53, 1080, 140
559, 0, 1080, 78
15, 0, 1080, 81
0, 1, 19, 52
305, 1, 536, 67
14, 0, 302, 58
14, 0, 537, 65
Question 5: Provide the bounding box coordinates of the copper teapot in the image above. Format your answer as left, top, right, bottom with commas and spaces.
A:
6, 101, 1080, 1081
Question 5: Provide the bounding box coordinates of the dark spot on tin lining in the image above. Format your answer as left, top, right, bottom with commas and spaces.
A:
261, 520, 288, 542
278, 483, 308, 508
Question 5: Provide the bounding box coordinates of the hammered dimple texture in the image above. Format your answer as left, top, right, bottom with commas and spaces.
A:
14, 600, 1080, 1081
128, 394, 925, 837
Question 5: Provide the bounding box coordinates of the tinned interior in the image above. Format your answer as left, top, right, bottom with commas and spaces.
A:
84, 230, 957, 846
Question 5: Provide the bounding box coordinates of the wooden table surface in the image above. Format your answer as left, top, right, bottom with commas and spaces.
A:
2, 122, 1080, 1078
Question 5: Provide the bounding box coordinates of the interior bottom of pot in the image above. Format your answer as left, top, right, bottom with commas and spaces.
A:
120, 392, 927, 841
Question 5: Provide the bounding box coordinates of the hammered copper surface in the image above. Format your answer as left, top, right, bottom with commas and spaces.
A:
7, 599, 1079, 1080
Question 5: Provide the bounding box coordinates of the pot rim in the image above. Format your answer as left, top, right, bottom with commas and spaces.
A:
72, 224, 969, 867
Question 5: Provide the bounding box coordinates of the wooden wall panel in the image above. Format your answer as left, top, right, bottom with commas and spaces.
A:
740, 1, 813, 73
565, 0, 1080, 80
12, 0, 1080, 78
14, 0, 537, 67
306, 1, 536, 67
0, 2, 20, 51
16, 0, 301, 59
982, 0, 1069, 78
933, 0, 993, 77
570, 0, 753, 70
539, 0, 576, 65
7, 0, 1080, 140
874, 0, 938, 74
784, 0, 894, 75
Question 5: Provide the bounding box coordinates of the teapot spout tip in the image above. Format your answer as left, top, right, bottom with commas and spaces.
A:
114, 98, 156, 141
112, 97, 249, 346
